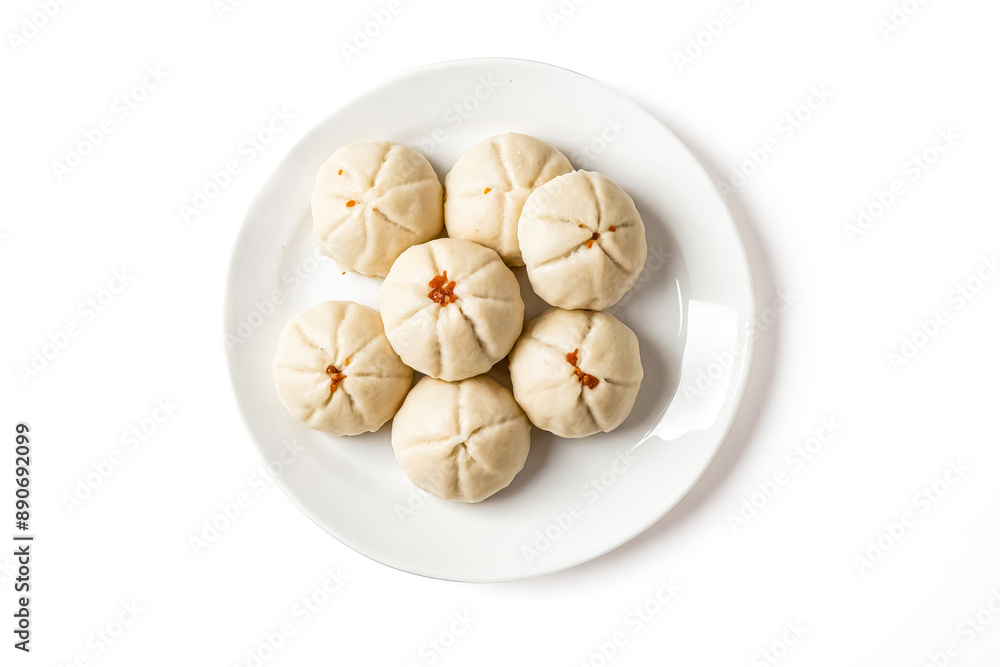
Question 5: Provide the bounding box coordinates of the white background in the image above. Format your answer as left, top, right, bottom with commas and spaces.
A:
2, 0, 1000, 665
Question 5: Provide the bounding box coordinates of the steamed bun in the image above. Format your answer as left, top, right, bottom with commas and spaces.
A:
379, 238, 524, 381
272, 301, 413, 436
391, 375, 531, 503
444, 133, 572, 266
312, 141, 443, 278
518, 170, 648, 310
508, 308, 643, 438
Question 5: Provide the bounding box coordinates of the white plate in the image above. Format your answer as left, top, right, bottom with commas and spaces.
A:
224, 58, 754, 582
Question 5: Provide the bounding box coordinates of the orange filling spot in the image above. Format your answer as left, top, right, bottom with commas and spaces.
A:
338, 169, 344, 175
346, 200, 356, 207
566, 348, 599, 389
586, 232, 600, 249
483, 187, 492, 194
609, 225, 616, 232
577, 369, 600, 389
578, 224, 586, 228
325, 365, 346, 394
428, 270, 458, 306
